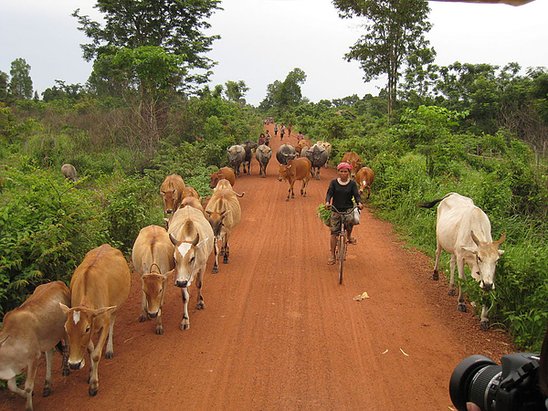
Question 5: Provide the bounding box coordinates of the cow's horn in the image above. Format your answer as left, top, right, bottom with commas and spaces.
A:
169, 233, 178, 246
470, 231, 482, 246
496, 232, 506, 245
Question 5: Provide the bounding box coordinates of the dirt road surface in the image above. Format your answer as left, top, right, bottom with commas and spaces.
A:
0, 125, 514, 410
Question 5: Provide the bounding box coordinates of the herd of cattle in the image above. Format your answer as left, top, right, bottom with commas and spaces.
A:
1, 133, 506, 410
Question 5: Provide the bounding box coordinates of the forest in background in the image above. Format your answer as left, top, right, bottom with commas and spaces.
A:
0, 0, 546, 351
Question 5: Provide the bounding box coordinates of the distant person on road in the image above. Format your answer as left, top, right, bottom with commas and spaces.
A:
265, 130, 272, 146
325, 162, 363, 265
280, 124, 285, 140
258, 133, 266, 145
274, 123, 278, 137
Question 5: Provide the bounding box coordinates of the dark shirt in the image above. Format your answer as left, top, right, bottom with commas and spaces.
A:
325, 179, 361, 212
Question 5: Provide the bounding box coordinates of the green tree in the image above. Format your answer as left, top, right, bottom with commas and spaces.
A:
91, 46, 186, 152
73, 0, 221, 90
260, 68, 307, 111
225, 80, 248, 104
9, 58, 33, 100
333, 0, 432, 119
0, 71, 8, 101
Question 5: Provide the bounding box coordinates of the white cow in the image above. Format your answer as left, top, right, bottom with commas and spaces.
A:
420, 193, 505, 330
167, 206, 214, 330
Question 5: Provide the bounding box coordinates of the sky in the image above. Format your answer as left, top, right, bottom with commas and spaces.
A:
0, 0, 547, 106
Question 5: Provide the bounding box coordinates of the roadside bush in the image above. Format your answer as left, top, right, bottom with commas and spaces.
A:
0, 160, 109, 317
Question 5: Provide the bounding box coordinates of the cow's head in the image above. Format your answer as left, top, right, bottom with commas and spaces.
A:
59, 304, 116, 370
206, 210, 228, 237
278, 164, 291, 181
210, 173, 220, 189
462, 231, 506, 291
141, 273, 168, 318
169, 233, 200, 288
161, 187, 182, 214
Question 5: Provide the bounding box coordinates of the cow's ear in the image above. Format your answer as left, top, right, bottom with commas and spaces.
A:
93, 305, 117, 318
461, 246, 477, 256
59, 302, 70, 315
498, 249, 505, 256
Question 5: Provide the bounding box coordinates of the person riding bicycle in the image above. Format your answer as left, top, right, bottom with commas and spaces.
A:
325, 162, 363, 265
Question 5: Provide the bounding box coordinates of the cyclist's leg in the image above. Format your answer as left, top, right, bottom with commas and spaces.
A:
328, 214, 340, 264
345, 215, 356, 244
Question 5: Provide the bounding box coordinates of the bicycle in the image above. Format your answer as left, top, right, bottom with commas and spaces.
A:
330, 205, 359, 285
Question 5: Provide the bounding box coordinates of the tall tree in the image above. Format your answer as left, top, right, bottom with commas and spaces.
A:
332, 0, 432, 119
225, 80, 248, 104
73, 0, 221, 90
260, 68, 306, 111
9, 58, 33, 100
0, 71, 8, 101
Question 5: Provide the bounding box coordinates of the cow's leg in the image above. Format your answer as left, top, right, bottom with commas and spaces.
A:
88, 325, 110, 396
61, 340, 70, 376
139, 290, 147, 322
212, 237, 220, 273
222, 231, 229, 264
180, 287, 190, 330
448, 255, 457, 296
433, 242, 442, 280
301, 178, 309, 196
7, 376, 26, 398
480, 304, 490, 330
43, 349, 53, 396
456, 258, 467, 313
105, 314, 116, 359
196, 268, 205, 310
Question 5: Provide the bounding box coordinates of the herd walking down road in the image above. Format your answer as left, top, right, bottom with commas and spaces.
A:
0, 123, 515, 411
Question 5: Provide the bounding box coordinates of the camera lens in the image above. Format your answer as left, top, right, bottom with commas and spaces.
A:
449, 355, 499, 411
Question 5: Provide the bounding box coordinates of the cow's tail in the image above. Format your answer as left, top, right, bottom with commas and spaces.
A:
418, 198, 444, 209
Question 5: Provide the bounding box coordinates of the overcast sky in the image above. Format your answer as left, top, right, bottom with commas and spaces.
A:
1, 0, 546, 106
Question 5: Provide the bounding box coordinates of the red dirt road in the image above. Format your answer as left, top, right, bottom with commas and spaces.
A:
0, 125, 514, 410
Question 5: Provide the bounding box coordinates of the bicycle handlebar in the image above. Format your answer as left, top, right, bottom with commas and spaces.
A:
329, 205, 359, 215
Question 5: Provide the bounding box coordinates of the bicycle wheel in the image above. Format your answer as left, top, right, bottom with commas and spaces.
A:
338, 234, 346, 285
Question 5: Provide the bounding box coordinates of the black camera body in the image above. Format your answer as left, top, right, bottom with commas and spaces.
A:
450, 352, 546, 411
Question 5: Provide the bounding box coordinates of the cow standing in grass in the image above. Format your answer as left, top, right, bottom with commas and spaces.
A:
420, 193, 505, 330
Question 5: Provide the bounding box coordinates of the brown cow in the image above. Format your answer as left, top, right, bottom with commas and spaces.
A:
132, 225, 175, 335
341, 152, 362, 177
355, 166, 375, 200
277, 157, 312, 201
60, 244, 131, 396
0, 281, 70, 411
182, 185, 200, 201
210, 166, 236, 188
160, 174, 186, 214
295, 139, 311, 156
205, 188, 242, 273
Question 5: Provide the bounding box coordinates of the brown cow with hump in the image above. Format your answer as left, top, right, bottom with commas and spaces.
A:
341, 152, 362, 177
278, 157, 312, 201
60, 244, 131, 397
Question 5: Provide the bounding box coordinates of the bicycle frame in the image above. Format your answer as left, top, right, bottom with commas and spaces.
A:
330, 206, 358, 285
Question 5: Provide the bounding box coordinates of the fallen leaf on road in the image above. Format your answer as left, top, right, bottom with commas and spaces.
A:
381, 349, 389, 354
399, 348, 409, 357
353, 291, 369, 301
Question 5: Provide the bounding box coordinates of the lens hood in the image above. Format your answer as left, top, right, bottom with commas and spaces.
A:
449, 355, 498, 410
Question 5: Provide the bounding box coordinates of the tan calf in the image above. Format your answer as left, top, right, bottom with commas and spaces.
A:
205, 188, 242, 273
210, 166, 236, 188
0, 281, 70, 411
160, 173, 185, 214
60, 244, 131, 396
277, 157, 312, 201
355, 166, 375, 199
132, 225, 175, 335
